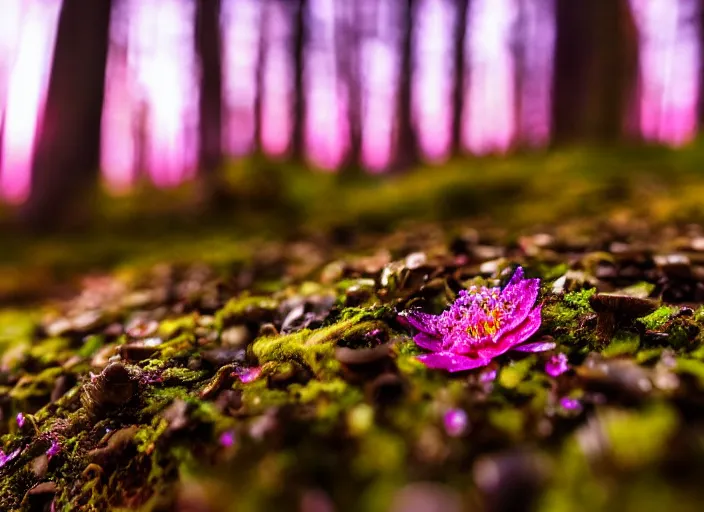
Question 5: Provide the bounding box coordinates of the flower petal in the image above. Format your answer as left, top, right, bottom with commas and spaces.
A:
499, 270, 540, 334
401, 310, 440, 336
478, 306, 542, 359
506, 266, 525, 286
416, 352, 489, 372
414, 332, 443, 351
513, 340, 556, 352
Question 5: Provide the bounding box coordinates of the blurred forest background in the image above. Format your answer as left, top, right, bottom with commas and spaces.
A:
0, 0, 702, 231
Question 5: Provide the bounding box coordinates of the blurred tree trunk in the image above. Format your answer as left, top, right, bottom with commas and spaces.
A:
20, 0, 112, 231
552, 0, 639, 145
254, 4, 268, 155
394, 0, 419, 171
512, 0, 527, 147
195, 0, 224, 191
292, 0, 307, 159
451, 0, 470, 154
339, 2, 363, 177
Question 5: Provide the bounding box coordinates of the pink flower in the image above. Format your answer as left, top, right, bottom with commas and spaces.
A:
559, 397, 582, 412
233, 366, 262, 383
16, 413, 25, 429
219, 430, 236, 448
402, 267, 551, 372
545, 353, 569, 377
443, 409, 469, 437
46, 440, 61, 460
0, 447, 21, 468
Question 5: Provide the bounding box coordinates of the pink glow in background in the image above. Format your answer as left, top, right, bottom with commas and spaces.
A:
0, 0, 701, 201
0, 0, 60, 203
631, 0, 699, 145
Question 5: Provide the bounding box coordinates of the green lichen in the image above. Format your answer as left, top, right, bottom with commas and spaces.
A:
158, 314, 197, 339
161, 367, 209, 384
215, 294, 278, 329
602, 331, 640, 358
543, 288, 595, 329
601, 404, 678, 469
251, 318, 384, 375
638, 305, 677, 330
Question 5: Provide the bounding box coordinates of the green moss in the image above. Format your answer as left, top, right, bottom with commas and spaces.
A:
601, 404, 678, 469
602, 331, 640, 357
157, 332, 197, 359
0, 310, 37, 354
215, 294, 278, 328
28, 337, 72, 366
562, 288, 596, 314
161, 367, 209, 384
543, 288, 595, 330
488, 408, 524, 440
251, 318, 383, 375
141, 386, 192, 416
638, 306, 677, 330
158, 314, 197, 339
498, 357, 535, 389
9, 366, 63, 405
674, 358, 704, 386
78, 334, 104, 358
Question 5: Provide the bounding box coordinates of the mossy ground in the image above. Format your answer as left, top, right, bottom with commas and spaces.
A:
4, 152, 704, 510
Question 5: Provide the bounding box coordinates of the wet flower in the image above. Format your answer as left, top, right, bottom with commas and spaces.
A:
545, 353, 569, 377
443, 409, 469, 437
219, 430, 236, 448
403, 267, 551, 372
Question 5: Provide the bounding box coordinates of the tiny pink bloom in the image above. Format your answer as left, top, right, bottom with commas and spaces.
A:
443, 409, 469, 437
545, 353, 569, 377
480, 368, 498, 383
559, 397, 582, 412
402, 267, 547, 372
219, 430, 236, 448
46, 440, 61, 460
16, 413, 25, 428
234, 367, 262, 383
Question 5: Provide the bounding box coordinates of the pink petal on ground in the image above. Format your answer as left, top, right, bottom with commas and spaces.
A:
545, 353, 570, 376
235, 367, 262, 383
414, 332, 443, 351
478, 306, 542, 360
416, 352, 490, 372
513, 340, 556, 353
401, 310, 440, 336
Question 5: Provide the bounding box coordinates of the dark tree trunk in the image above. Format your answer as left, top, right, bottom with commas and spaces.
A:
194, 0, 228, 207
292, 0, 307, 159
512, 0, 527, 147
552, 0, 639, 145
395, 0, 419, 170
195, 0, 223, 175
339, 2, 362, 176
451, 0, 470, 154
254, 4, 268, 156
21, 0, 112, 231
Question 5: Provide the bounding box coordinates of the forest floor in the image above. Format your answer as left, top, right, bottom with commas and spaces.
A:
3, 148, 704, 510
